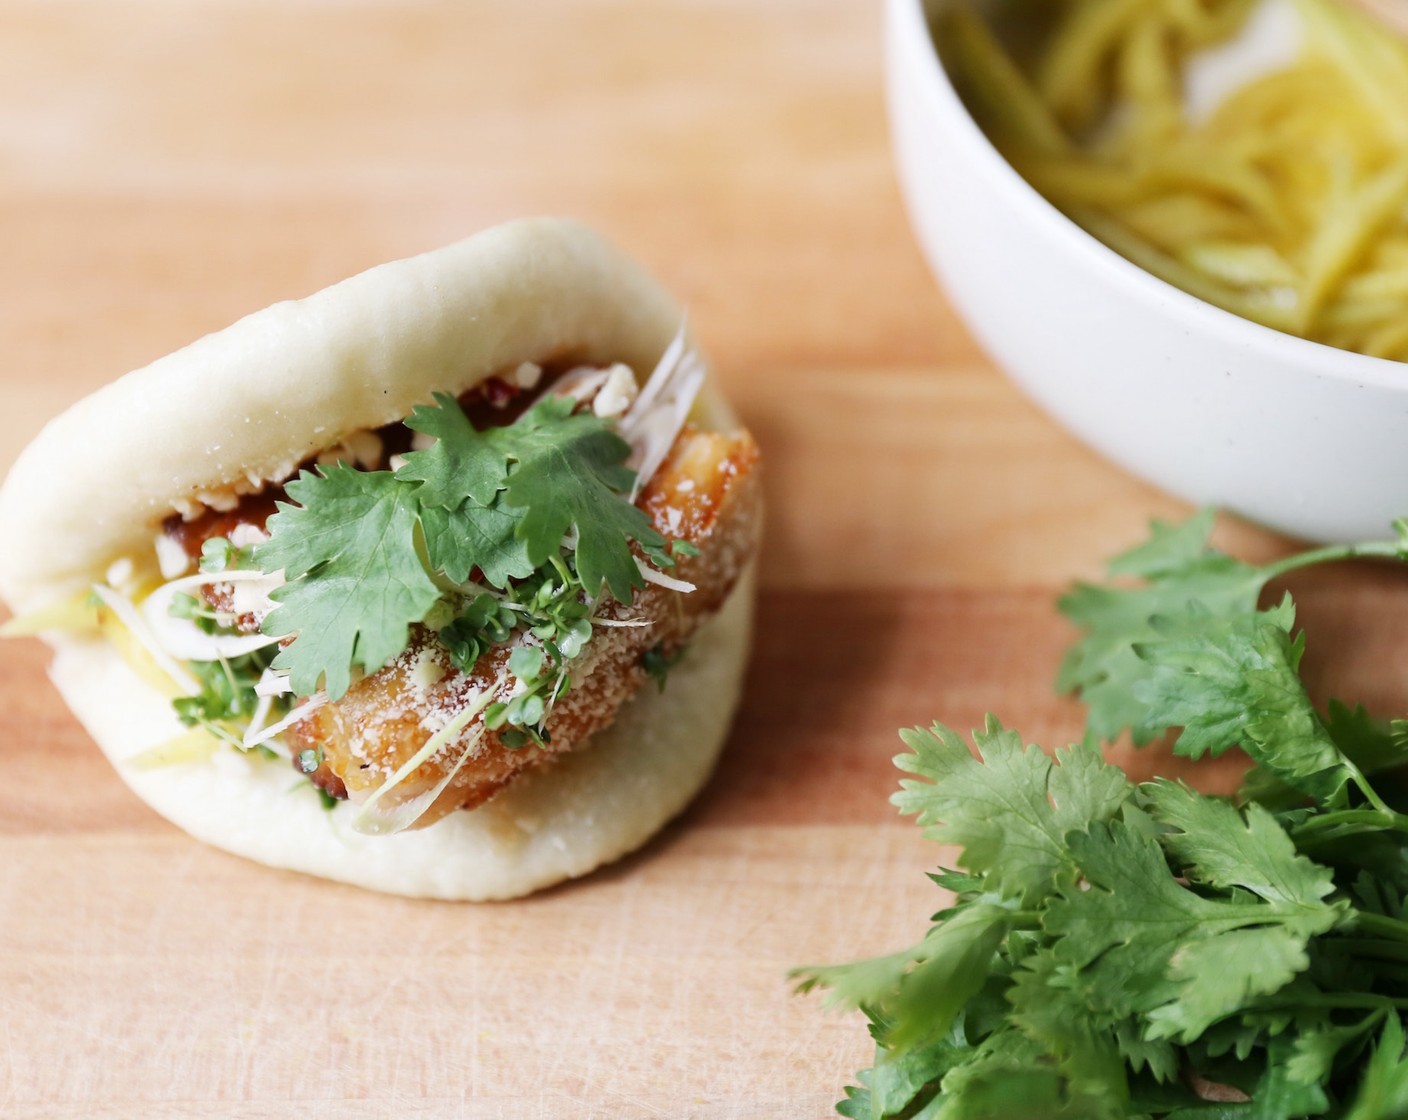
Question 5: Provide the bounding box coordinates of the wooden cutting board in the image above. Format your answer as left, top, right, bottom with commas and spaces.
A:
3, 3, 1404, 1118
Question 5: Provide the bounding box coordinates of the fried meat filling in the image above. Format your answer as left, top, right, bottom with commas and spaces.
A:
174, 417, 759, 829
290, 426, 759, 827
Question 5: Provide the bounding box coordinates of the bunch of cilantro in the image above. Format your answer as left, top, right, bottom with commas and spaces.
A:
797, 510, 1408, 1119
240, 392, 670, 730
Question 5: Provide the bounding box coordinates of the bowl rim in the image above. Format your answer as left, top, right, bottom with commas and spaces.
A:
891, 0, 1408, 392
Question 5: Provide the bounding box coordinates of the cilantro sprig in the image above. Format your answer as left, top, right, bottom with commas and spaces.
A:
254, 394, 662, 701
798, 511, 1408, 1119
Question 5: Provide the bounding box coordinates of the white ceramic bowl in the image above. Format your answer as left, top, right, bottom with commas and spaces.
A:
886, 0, 1408, 543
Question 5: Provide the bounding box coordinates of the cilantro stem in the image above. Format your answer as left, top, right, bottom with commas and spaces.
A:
1332, 939, 1408, 963
1352, 911, 1408, 943
1351, 773, 1397, 817
1261, 992, 1408, 1011
1257, 540, 1404, 815
549, 552, 574, 591
1292, 807, 1408, 840
1258, 540, 1402, 582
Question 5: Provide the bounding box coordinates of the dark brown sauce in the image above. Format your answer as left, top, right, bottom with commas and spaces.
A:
161, 358, 582, 558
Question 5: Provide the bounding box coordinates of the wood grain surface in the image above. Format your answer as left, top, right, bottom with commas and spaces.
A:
3, 3, 1407, 1118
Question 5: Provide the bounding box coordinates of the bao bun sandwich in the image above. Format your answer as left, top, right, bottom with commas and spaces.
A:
0, 219, 761, 900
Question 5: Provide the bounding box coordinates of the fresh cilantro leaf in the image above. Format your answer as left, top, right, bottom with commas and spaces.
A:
1246, 1044, 1333, 1120
803, 512, 1408, 1119
833, 1077, 872, 1120
1143, 781, 1340, 927
398, 391, 510, 508
1107, 507, 1222, 579
1131, 600, 1353, 801
399, 393, 662, 603
793, 901, 1011, 1054
936, 1028, 1108, 1120
1047, 820, 1332, 1028
1287, 1011, 1385, 1087
251, 391, 667, 701
1057, 513, 1265, 743
893, 717, 1132, 905
418, 499, 534, 588
1343, 1013, 1408, 1120
1006, 951, 1131, 1112
256, 464, 441, 699
1243, 697, 1399, 812
1328, 702, 1402, 769
1147, 928, 1313, 1044
855, 1026, 970, 1119
500, 397, 663, 602
1114, 1020, 1181, 1084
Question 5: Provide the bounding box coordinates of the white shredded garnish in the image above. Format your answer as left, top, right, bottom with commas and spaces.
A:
227, 523, 268, 550
151, 568, 278, 594
344, 430, 384, 469
351, 686, 498, 836
627, 320, 688, 421
551, 366, 611, 404
229, 571, 285, 619
154, 534, 193, 580
593, 616, 654, 628
592, 363, 639, 419
638, 565, 696, 593
255, 668, 294, 698
105, 557, 135, 590
352, 732, 484, 837
139, 570, 285, 662
241, 691, 276, 749
409, 649, 447, 692
317, 429, 383, 470
91, 584, 200, 695
619, 320, 708, 499
243, 692, 327, 751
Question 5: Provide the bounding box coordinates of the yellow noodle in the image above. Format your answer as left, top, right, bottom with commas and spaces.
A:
941, 7, 1071, 153
1299, 158, 1408, 330
1038, 0, 1161, 130
941, 0, 1408, 361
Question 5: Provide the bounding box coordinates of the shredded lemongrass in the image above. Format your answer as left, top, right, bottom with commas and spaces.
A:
593, 616, 654, 628
127, 728, 221, 771
91, 584, 200, 694
350, 686, 498, 835
243, 692, 327, 750
0, 589, 100, 637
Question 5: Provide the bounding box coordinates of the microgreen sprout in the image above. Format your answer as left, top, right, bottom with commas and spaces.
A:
172, 647, 277, 732
641, 642, 685, 693
198, 536, 254, 574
